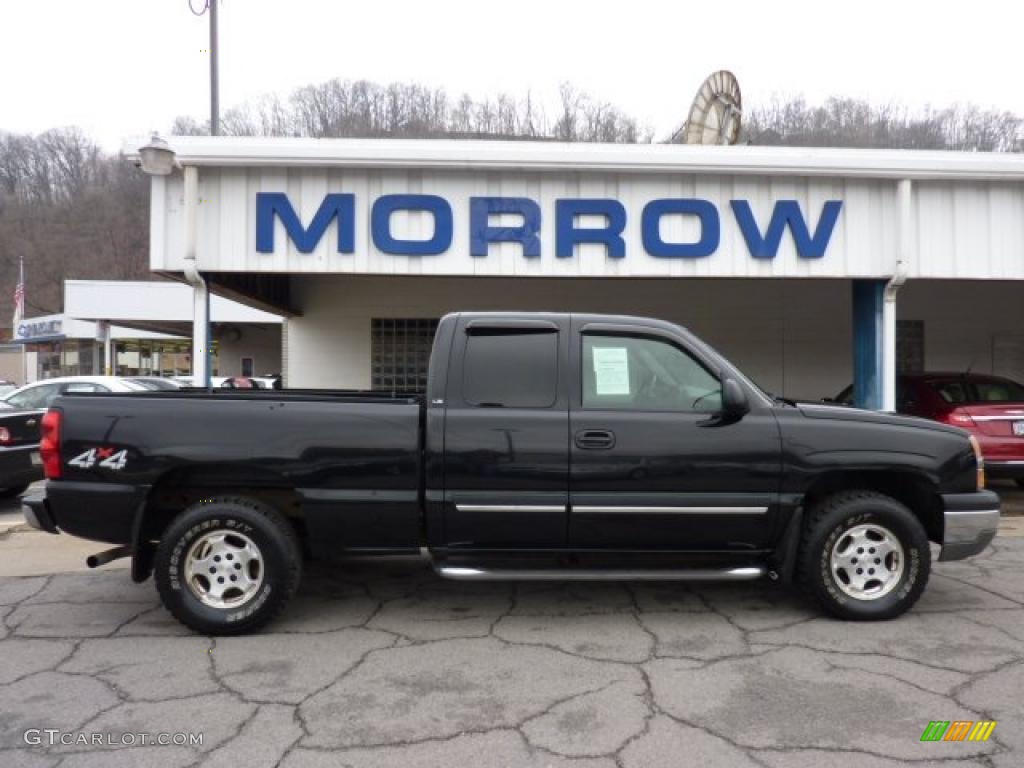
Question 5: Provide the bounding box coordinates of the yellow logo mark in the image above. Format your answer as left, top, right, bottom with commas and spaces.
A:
967, 721, 997, 742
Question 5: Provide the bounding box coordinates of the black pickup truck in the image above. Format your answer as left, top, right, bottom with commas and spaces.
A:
23, 312, 1000, 634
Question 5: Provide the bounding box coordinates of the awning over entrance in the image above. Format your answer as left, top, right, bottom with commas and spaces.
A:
63, 280, 284, 337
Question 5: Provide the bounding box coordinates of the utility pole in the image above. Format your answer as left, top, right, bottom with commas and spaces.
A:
190, 0, 220, 134
209, 0, 219, 135
187, 0, 219, 386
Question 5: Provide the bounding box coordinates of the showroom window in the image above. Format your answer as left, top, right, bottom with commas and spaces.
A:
371, 318, 439, 393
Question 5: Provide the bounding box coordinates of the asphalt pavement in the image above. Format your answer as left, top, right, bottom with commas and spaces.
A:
0, 483, 1022, 767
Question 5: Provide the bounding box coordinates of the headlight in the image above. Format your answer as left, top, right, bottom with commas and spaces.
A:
968, 434, 985, 490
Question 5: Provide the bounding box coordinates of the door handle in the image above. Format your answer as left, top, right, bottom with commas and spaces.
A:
575, 429, 615, 450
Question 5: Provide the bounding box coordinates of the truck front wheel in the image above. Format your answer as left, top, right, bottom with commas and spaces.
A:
154, 496, 302, 635
797, 490, 930, 620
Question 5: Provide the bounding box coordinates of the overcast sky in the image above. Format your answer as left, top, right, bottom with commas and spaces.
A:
4, 0, 1023, 150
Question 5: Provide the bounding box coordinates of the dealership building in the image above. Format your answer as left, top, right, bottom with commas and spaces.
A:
126, 137, 1024, 408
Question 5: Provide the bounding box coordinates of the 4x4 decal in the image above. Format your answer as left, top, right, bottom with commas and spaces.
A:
68, 447, 128, 471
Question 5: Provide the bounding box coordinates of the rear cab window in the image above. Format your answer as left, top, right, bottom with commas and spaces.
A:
462, 330, 559, 408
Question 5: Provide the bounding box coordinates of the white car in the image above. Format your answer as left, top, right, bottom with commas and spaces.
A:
169, 375, 230, 388
1, 376, 148, 410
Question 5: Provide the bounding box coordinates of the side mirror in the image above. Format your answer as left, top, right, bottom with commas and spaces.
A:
722, 378, 750, 418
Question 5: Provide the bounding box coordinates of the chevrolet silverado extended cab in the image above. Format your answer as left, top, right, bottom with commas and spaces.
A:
23, 312, 1000, 634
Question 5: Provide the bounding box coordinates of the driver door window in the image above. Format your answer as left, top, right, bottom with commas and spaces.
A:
582, 335, 721, 412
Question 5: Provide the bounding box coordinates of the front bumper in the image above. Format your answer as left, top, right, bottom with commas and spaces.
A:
939, 490, 1001, 562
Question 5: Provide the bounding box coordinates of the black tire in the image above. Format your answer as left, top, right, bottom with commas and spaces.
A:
1015, 479, 1024, 489
797, 490, 930, 620
154, 496, 302, 635
0, 483, 29, 499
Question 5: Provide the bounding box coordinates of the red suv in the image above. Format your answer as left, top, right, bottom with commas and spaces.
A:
833, 373, 1024, 487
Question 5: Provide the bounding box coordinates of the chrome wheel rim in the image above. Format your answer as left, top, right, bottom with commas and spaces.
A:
829, 523, 905, 601
184, 530, 264, 609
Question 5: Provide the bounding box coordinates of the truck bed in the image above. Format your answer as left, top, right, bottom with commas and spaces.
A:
46, 390, 425, 553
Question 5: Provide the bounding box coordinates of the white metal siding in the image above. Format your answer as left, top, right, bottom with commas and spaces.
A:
153, 167, 1024, 280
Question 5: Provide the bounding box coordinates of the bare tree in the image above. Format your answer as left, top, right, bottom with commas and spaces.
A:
0, 128, 151, 326
744, 96, 1022, 151
172, 77, 652, 144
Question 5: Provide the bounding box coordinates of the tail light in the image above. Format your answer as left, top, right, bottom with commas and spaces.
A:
942, 409, 976, 427
40, 409, 62, 479
968, 434, 985, 490
0, 427, 10, 445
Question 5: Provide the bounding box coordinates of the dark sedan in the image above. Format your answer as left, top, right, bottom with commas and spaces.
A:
0, 407, 44, 496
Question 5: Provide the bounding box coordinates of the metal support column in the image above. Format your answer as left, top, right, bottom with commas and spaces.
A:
852, 279, 885, 410
98, 321, 112, 375
882, 179, 912, 412
183, 165, 210, 387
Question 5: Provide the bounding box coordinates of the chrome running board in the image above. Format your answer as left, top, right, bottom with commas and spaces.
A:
434, 565, 766, 582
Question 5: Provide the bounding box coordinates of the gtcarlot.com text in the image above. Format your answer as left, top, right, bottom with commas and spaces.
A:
23, 729, 203, 747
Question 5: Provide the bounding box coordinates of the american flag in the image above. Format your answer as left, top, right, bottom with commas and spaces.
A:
11, 256, 24, 336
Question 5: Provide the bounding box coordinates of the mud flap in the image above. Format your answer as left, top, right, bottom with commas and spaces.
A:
130, 500, 156, 583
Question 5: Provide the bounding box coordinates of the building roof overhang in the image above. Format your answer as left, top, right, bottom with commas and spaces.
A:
123, 135, 1024, 182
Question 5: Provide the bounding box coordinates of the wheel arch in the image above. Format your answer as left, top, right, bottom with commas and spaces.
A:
800, 469, 943, 543
131, 464, 305, 582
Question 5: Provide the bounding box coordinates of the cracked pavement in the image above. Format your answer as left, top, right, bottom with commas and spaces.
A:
0, 537, 1022, 768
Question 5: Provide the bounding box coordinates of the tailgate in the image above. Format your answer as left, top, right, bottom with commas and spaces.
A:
964, 403, 1024, 437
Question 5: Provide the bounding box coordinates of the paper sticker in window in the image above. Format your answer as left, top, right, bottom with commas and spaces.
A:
593, 347, 630, 395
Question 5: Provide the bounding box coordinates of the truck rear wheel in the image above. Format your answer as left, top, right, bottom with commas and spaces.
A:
797, 490, 930, 620
154, 496, 302, 635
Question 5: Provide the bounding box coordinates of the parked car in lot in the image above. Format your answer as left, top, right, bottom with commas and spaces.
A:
220, 376, 262, 389
253, 374, 283, 390
169, 375, 230, 388
1, 376, 148, 410
0, 406, 45, 496
23, 313, 998, 634
0, 380, 18, 398
831, 373, 1024, 487
128, 377, 183, 391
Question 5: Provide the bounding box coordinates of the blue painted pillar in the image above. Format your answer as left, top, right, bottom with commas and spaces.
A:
852, 279, 885, 410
